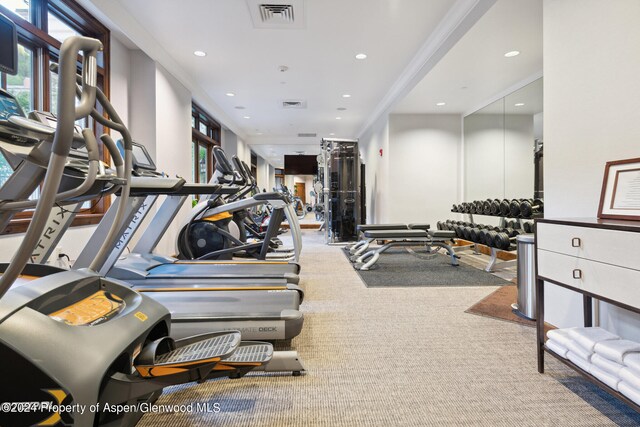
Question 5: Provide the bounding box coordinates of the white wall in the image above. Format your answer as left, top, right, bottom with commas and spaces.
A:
221, 130, 250, 165
256, 156, 269, 191
129, 50, 157, 160
359, 117, 390, 223
387, 114, 461, 225
464, 113, 504, 202
153, 64, 193, 255
268, 164, 276, 193
544, 0, 640, 338
504, 115, 535, 199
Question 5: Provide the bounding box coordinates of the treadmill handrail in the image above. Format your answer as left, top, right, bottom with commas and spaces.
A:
0, 36, 102, 298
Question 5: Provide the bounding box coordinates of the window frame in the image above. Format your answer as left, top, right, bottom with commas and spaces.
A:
191, 102, 221, 184
0, 0, 111, 234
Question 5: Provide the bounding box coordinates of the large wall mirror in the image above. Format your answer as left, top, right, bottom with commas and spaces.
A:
464, 78, 543, 204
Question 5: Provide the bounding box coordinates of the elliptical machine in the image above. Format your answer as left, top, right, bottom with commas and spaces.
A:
0, 24, 273, 427
177, 146, 301, 261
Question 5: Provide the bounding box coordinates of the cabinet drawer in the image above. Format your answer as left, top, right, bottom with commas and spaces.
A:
538, 249, 640, 309
537, 223, 640, 271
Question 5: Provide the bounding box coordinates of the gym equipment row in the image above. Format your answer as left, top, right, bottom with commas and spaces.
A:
451, 198, 544, 219
0, 20, 304, 426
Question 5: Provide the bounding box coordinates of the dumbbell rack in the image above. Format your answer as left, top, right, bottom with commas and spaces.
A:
448, 199, 541, 272
447, 218, 529, 273
454, 235, 517, 273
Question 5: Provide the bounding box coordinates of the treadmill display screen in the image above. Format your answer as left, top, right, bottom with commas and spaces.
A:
132, 143, 153, 169
49, 291, 125, 326
0, 90, 25, 120
116, 140, 156, 171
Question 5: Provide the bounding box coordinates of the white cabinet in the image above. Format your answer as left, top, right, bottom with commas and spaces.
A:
535, 218, 640, 412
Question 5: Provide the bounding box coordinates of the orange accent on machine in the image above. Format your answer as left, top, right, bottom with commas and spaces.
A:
48, 291, 125, 326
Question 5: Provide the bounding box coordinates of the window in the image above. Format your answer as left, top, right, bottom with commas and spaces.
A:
191, 103, 221, 184
0, 0, 110, 233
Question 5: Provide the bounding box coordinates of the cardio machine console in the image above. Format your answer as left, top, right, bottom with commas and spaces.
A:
0, 88, 25, 120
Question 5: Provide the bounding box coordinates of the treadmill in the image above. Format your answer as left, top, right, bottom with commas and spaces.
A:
0, 35, 274, 425
67, 141, 304, 341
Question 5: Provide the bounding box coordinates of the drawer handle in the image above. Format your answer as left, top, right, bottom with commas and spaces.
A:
573, 269, 582, 279
572, 237, 581, 248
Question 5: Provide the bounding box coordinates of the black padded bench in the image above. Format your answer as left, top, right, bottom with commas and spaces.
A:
352, 229, 459, 270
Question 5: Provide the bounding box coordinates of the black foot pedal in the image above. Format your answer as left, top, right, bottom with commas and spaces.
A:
225, 342, 273, 364
136, 331, 241, 378
207, 341, 273, 380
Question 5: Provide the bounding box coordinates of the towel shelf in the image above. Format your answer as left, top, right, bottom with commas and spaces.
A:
536, 217, 640, 413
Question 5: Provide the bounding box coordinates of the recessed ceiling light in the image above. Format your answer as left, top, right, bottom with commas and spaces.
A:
514, 103, 525, 107
335, 117, 342, 120
355, 53, 367, 60
329, 133, 335, 136
436, 102, 446, 106
342, 94, 351, 98
235, 106, 245, 110
257, 132, 263, 135
193, 50, 206, 57
337, 107, 347, 111
504, 50, 520, 58
226, 92, 235, 97
243, 116, 251, 119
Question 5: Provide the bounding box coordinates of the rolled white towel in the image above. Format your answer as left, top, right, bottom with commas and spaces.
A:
589, 364, 620, 391
567, 327, 620, 352
620, 367, 640, 391
547, 328, 575, 348
618, 381, 640, 406
546, 339, 569, 358
594, 339, 640, 364
567, 351, 593, 373
624, 353, 640, 377
592, 353, 624, 377
566, 339, 593, 362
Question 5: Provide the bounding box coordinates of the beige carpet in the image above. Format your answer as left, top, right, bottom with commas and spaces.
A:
139, 231, 640, 426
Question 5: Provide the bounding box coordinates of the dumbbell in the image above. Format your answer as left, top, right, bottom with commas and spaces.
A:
523, 221, 534, 233
490, 199, 502, 215
509, 199, 525, 217
462, 226, 474, 241
520, 198, 544, 218
490, 229, 525, 250
478, 229, 495, 246
501, 227, 523, 238
481, 200, 492, 215
451, 204, 458, 213
499, 199, 513, 216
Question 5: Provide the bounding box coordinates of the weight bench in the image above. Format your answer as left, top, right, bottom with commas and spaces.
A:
353, 229, 459, 271
347, 223, 430, 255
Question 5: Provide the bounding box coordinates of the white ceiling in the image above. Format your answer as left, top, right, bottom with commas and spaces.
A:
393, 0, 542, 116
80, 0, 542, 167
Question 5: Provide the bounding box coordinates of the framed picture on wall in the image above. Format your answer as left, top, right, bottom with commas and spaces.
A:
598, 157, 640, 220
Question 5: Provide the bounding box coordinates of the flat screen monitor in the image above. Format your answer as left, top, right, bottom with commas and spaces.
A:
117, 140, 156, 171
0, 13, 17, 75
284, 155, 318, 175
131, 142, 155, 170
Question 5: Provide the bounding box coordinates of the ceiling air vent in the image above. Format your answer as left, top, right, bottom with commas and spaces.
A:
281, 99, 307, 109
297, 133, 316, 138
260, 4, 294, 23
247, 0, 306, 29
